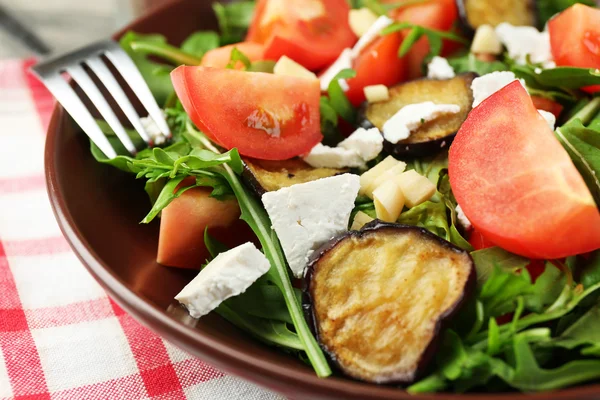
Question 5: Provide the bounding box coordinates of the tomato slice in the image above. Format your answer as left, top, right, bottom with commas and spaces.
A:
549, 4, 600, 93
468, 228, 496, 251
449, 81, 600, 259
343, 32, 407, 107
201, 42, 266, 69
247, 0, 356, 71
171, 66, 322, 160
531, 95, 564, 118
392, 0, 460, 79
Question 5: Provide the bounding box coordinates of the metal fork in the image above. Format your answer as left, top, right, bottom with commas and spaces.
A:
31, 39, 170, 158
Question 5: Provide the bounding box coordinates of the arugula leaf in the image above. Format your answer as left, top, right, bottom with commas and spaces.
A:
580, 250, 600, 288
180, 31, 220, 56
226, 47, 252, 69
536, 0, 595, 26
128, 40, 203, 66
203, 228, 229, 258
382, 22, 467, 61
555, 119, 600, 206
545, 303, 600, 354
320, 96, 345, 146
470, 247, 530, 289
447, 53, 508, 75
512, 63, 600, 91
247, 60, 277, 73
398, 200, 449, 238
327, 69, 357, 123
212, 1, 256, 45
119, 32, 174, 104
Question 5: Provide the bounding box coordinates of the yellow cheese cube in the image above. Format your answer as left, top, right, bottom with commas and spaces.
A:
395, 170, 436, 207
471, 25, 503, 55
373, 180, 405, 222
273, 56, 317, 80
348, 8, 379, 37
364, 84, 390, 103
350, 211, 374, 230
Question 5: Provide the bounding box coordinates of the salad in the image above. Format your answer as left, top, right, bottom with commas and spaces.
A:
91, 0, 600, 394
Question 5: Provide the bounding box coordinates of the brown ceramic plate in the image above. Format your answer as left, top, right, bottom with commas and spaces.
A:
44, 1, 598, 399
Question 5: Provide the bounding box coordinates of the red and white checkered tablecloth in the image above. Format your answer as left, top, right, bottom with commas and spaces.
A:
0, 59, 285, 400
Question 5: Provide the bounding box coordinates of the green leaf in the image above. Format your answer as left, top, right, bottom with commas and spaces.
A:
580, 250, 600, 288
129, 40, 203, 66
479, 266, 533, 318
524, 262, 565, 313
140, 176, 194, 223
398, 27, 425, 57
448, 53, 509, 75
212, 1, 255, 45
398, 200, 450, 239
247, 60, 276, 73
227, 283, 301, 324
180, 31, 220, 56
226, 47, 252, 69
119, 32, 174, 104
383, 22, 468, 60
327, 69, 357, 123
546, 304, 600, 354
204, 228, 229, 259
555, 119, 600, 206
513, 64, 600, 90
470, 247, 530, 289
319, 96, 344, 146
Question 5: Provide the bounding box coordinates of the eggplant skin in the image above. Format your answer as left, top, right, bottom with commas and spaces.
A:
457, 0, 536, 32
242, 157, 346, 196
358, 73, 477, 158
304, 221, 475, 384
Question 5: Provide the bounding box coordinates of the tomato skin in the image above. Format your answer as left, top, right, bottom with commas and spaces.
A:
392, 0, 460, 78
344, 33, 407, 107
531, 95, 564, 118
449, 81, 600, 259
549, 4, 600, 93
201, 42, 266, 69
157, 186, 245, 269
171, 66, 322, 160
247, 0, 357, 71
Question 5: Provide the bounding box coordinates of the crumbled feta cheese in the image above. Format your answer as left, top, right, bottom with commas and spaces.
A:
495, 23, 554, 67
303, 143, 366, 168
538, 109, 556, 131
455, 205, 472, 230
427, 56, 455, 80
319, 48, 353, 91
141, 112, 169, 145
262, 174, 361, 278
273, 56, 317, 80
350, 15, 394, 58
349, 8, 379, 37
338, 127, 384, 161
364, 84, 389, 103
382, 102, 461, 144
174, 243, 270, 318
471, 24, 502, 54
471, 71, 528, 108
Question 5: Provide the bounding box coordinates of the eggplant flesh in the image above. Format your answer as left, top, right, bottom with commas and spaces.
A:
304, 221, 475, 384
457, 0, 536, 31
242, 157, 346, 196
359, 73, 476, 158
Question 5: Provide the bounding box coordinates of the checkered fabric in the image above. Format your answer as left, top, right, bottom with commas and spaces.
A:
0, 59, 284, 400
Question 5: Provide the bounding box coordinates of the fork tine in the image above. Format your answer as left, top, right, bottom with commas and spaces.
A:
37, 72, 117, 158
66, 64, 137, 155
85, 56, 152, 145
103, 41, 171, 138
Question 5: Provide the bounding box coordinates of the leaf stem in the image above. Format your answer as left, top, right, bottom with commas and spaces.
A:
130, 41, 203, 66
566, 97, 600, 125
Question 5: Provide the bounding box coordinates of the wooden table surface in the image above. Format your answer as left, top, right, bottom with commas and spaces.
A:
0, 0, 170, 59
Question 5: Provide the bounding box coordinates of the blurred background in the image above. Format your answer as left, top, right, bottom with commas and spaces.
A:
0, 0, 169, 59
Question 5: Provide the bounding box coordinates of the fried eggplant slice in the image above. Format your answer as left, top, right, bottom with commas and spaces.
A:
304, 221, 475, 384
359, 74, 476, 158
457, 0, 536, 32
242, 157, 346, 196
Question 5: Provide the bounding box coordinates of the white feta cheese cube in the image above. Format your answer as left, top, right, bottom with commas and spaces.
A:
338, 127, 383, 162
141, 111, 169, 145
471, 71, 527, 108
427, 56, 455, 80
303, 143, 366, 169
262, 174, 361, 278
538, 109, 556, 131
495, 23, 554, 67
349, 8, 379, 37
273, 56, 317, 80
350, 15, 394, 58
174, 242, 270, 318
320, 48, 353, 91
455, 204, 472, 230
364, 84, 390, 103
383, 102, 461, 144
470, 25, 503, 55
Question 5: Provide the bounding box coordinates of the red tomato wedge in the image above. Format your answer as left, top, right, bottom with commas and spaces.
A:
157, 186, 242, 269
449, 81, 600, 259
344, 33, 407, 106
393, 0, 460, 78
531, 95, 564, 118
201, 42, 266, 69
246, 0, 356, 71
171, 66, 322, 160
549, 4, 600, 93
